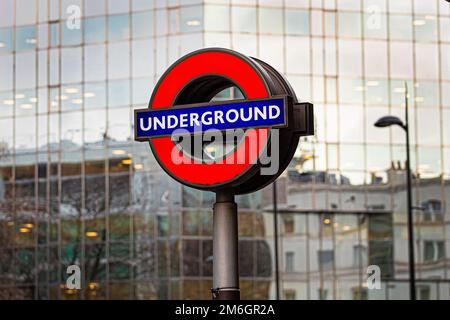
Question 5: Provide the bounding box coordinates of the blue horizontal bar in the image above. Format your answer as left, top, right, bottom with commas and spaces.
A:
135, 97, 286, 139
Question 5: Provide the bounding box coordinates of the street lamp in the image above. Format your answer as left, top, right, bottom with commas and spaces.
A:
374, 83, 416, 300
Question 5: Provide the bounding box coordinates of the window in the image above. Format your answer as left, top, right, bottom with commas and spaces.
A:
339, 106, 363, 143
442, 45, 450, 81
353, 245, 367, 267
390, 42, 413, 78
284, 289, 296, 300
339, 40, 362, 77
366, 145, 390, 173
108, 0, 128, 14
285, 251, 295, 273
422, 200, 442, 221
232, 6, 256, 33
0, 91, 13, 118
285, 9, 309, 35
0, 0, 13, 27
85, 0, 105, 17
415, 43, 439, 80
364, 12, 387, 39
85, 44, 106, 82
84, 82, 106, 109
132, 40, 153, 77
259, 8, 283, 34
61, 47, 82, 84
352, 287, 368, 300
340, 144, 364, 171
15, 25, 36, 51
389, 15, 412, 40
132, 11, 153, 38
85, 17, 106, 43
364, 40, 387, 78
0, 54, 13, 91
414, 16, 438, 42
16, 0, 37, 25
338, 12, 361, 37
415, 81, 439, 107
418, 285, 431, 300
283, 216, 295, 235
109, 79, 130, 107
108, 14, 130, 41
61, 84, 82, 111
417, 108, 440, 146
318, 250, 334, 271
318, 288, 328, 300
286, 37, 310, 74
17, 51, 36, 88
423, 240, 445, 262
180, 6, 203, 34
0, 27, 13, 53
62, 22, 82, 46
108, 42, 130, 79
205, 5, 230, 32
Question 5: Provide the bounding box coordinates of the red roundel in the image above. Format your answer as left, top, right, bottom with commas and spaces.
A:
149, 49, 271, 189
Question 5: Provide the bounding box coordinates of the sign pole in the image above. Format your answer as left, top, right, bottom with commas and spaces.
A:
211, 191, 240, 300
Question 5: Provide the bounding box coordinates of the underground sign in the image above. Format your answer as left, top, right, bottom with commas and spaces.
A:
134, 48, 314, 194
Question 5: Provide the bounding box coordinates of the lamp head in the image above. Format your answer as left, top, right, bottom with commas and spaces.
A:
374, 116, 405, 129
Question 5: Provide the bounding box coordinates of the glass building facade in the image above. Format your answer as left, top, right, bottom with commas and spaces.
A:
0, 0, 450, 300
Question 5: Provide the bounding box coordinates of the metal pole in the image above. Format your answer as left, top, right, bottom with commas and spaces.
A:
273, 180, 280, 300
404, 83, 417, 300
211, 191, 240, 300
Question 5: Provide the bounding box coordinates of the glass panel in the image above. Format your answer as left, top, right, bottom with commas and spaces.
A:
108, 79, 130, 107
85, 16, 106, 43
132, 11, 153, 38
84, 82, 107, 109
339, 105, 363, 143
61, 47, 82, 84
108, 42, 130, 79
338, 39, 362, 77
285, 9, 309, 35
389, 14, 412, 40
414, 15, 438, 42
180, 5, 203, 33
232, 6, 257, 33
108, 14, 130, 41
364, 12, 387, 39
259, 8, 283, 34
0, 54, 13, 90
62, 22, 82, 46
16, 25, 37, 51
0, 27, 13, 53
204, 5, 230, 32
85, 44, 106, 82
340, 144, 364, 171
108, 107, 131, 142
339, 12, 361, 37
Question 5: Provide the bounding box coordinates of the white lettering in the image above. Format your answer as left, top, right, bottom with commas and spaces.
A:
140, 118, 152, 131
254, 106, 267, 120
240, 108, 253, 121
190, 113, 200, 127
269, 105, 280, 119
226, 109, 239, 123
154, 117, 165, 130
167, 115, 178, 129
214, 110, 224, 124
180, 114, 188, 127
201, 111, 213, 125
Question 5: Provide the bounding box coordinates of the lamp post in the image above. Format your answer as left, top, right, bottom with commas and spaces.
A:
373, 83, 416, 300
